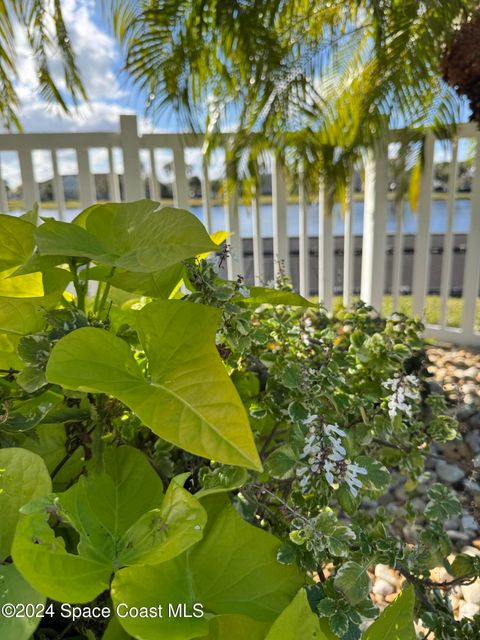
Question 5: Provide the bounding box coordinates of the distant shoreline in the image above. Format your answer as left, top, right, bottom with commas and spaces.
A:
3, 190, 474, 212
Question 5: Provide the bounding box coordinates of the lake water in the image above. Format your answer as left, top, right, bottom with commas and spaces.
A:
17, 199, 472, 238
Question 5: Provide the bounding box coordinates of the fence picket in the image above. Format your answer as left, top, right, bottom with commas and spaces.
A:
439, 139, 458, 328
120, 114, 143, 201
0, 115, 478, 345
360, 141, 389, 310
252, 189, 263, 284
462, 134, 480, 338
77, 147, 95, 207
108, 147, 121, 201
318, 179, 333, 311
51, 149, 65, 221
412, 133, 434, 316
18, 148, 39, 209
172, 140, 189, 210
391, 199, 405, 311
0, 157, 8, 212
299, 170, 309, 297
272, 155, 288, 278
201, 157, 212, 232
343, 174, 354, 307
225, 189, 242, 280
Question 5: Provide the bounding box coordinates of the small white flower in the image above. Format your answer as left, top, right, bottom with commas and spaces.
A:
384, 374, 420, 419
324, 460, 335, 486
345, 463, 367, 497
328, 435, 346, 458
324, 423, 346, 438
328, 450, 344, 463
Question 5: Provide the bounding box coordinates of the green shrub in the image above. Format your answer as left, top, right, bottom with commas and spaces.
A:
0, 201, 477, 639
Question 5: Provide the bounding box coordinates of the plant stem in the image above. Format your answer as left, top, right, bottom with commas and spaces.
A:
69, 259, 86, 312
260, 421, 282, 459
51, 424, 95, 479
395, 562, 435, 612
97, 267, 115, 317
93, 280, 102, 313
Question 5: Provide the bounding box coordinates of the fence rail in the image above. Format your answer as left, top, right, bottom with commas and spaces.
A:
0, 115, 479, 345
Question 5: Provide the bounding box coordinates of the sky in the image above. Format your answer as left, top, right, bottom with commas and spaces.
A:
14, 0, 179, 134
0, 0, 217, 188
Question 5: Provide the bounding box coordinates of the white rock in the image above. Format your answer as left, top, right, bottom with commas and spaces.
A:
464, 367, 479, 381
461, 579, 480, 605
372, 578, 395, 598
461, 546, 480, 558
430, 566, 452, 583
462, 514, 479, 532
447, 530, 470, 542
458, 600, 480, 619
374, 564, 398, 587
436, 460, 465, 484
465, 479, 480, 495
448, 585, 463, 610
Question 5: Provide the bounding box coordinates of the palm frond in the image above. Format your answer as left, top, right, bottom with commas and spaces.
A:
103, 0, 475, 199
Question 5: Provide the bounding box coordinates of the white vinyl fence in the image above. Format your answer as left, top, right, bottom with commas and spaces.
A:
0, 115, 479, 346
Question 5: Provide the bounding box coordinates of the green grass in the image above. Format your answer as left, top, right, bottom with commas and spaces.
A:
328, 295, 480, 329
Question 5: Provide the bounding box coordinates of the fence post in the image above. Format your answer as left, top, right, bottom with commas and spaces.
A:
360, 141, 389, 310
120, 114, 143, 201
271, 155, 288, 278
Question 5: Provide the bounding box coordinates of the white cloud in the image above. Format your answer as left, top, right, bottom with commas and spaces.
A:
0, 2, 228, 191
18, 97, 135, 133
12, 0, 129, 133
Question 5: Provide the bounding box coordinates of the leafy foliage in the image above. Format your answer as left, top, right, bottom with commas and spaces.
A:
0, 201, 476, 639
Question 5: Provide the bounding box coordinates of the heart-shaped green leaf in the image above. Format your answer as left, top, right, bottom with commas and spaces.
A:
111, 502, 304, 638
46, 300, 262, 470
35, 201, 218, 272
12, 446, 206, 603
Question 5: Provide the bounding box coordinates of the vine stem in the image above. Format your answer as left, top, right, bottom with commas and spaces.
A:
260, 421, 283, 459
96, 267, 116, 317
395, 562, 435, 612
51, 424, 96, 479
69, 259, 87, 312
